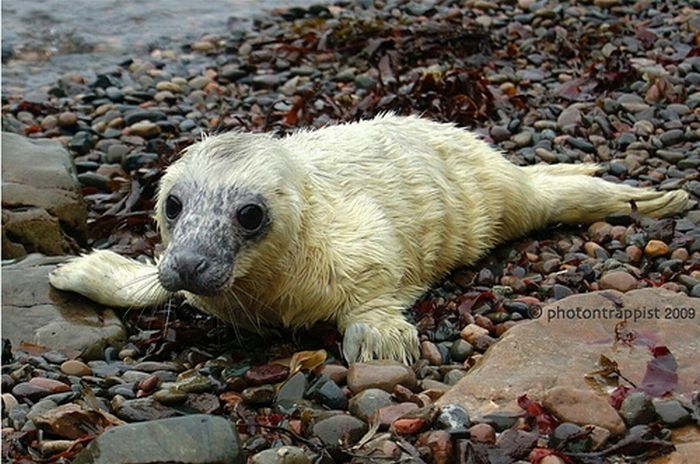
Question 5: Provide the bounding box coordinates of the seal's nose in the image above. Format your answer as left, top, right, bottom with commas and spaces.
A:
175, 252, 210, 282
158, 248, 227, 296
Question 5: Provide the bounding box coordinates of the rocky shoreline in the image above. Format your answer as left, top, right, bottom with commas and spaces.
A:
2, 0, 700, 463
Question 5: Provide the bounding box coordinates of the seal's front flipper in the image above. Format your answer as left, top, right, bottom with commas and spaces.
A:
339, 298, 420, 364
49, 250, 171, 308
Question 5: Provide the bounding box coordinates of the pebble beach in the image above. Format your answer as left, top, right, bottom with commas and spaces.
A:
2, 0, 700, 463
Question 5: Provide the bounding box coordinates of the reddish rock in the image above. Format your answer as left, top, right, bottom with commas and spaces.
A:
469, 423, 496, 444
244, 364, 290, 386
28, 377, 70, 393
437, 290, 700, 420
393, 384, 419, 403
626, 245, 643, 262
420, 341, 443, 365
496, 429, 538, 460
474, 315, 495, 333
392, 417, 427, 435
370, 402, 419, 429
347, 360, 417, 394
599, 271, 638, 292
588, 222, 612, 242
495, 320, 517, 337
459, 323, 489, 344
417, 430, 453, 464
137, 374, 160, 394
314, 364, 348, 384
611, 226, 627, 241
60, 360, 91, 377
543, 387, 626, 435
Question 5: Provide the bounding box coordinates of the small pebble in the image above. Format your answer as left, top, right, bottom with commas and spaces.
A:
60, 360, 91, 377
57, 112, 78, 128
599, 271, 638, 292
644, 240, 670, 257
620, 392, 656, 426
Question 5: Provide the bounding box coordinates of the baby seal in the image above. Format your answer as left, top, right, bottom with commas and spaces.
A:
49, 114, 691, 363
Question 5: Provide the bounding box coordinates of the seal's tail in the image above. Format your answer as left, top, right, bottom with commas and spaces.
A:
523, 163, 692, 224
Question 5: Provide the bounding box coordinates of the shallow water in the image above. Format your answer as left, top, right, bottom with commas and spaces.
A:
1, 0, 318, 95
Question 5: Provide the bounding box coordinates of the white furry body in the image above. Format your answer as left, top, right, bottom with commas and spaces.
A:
50, 115, 691, 363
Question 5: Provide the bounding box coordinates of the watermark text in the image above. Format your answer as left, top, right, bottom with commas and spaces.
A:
538, 306, 696, 322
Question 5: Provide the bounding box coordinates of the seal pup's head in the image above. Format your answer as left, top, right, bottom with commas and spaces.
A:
154, 132, 304, 296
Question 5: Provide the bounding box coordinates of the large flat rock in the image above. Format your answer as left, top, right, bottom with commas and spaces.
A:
437, 289, 700, 419
73, 414, 244, 464
1, 254, 126, 359
1, 132, 87, 259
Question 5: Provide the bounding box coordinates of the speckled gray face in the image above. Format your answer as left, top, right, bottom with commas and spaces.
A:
157, 182, 269, 295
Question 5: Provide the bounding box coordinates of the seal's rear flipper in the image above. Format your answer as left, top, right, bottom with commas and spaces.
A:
49, 250, 172, 308
524, 163, 692, 225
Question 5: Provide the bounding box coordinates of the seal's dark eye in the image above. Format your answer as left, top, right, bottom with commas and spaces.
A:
237, 204, 264, 231
165, 195, 182, 220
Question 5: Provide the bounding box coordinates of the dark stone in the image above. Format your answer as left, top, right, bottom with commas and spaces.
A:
654, 400, 691, 427
348, 388, 393, 421
550, 422, 592, 453
123, 152, 159, 171
503, 301, 529, 318
310, 378, 348, 410
568, 138, 595, 153
105, 86, 124, 102
90, 74, 122, 89
311, 414, 368, 458
78, 172, 110, 191
275, 371, 307, 403
620, 392, 656, 426
659, 129, 684, 146
482, 411, 520, 432
72, 414, 243, 464
12, 382, 51, 402
123, 109, 166, 126
68, 132, 92, 155
436, 404, 471, 435
553, 284, 574, 300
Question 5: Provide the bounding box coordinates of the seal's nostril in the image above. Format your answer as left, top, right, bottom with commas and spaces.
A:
194, 258, 209, 272
177, 252, 210, 277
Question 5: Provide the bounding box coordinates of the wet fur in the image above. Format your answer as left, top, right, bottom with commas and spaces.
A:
50, 114, 691, 363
